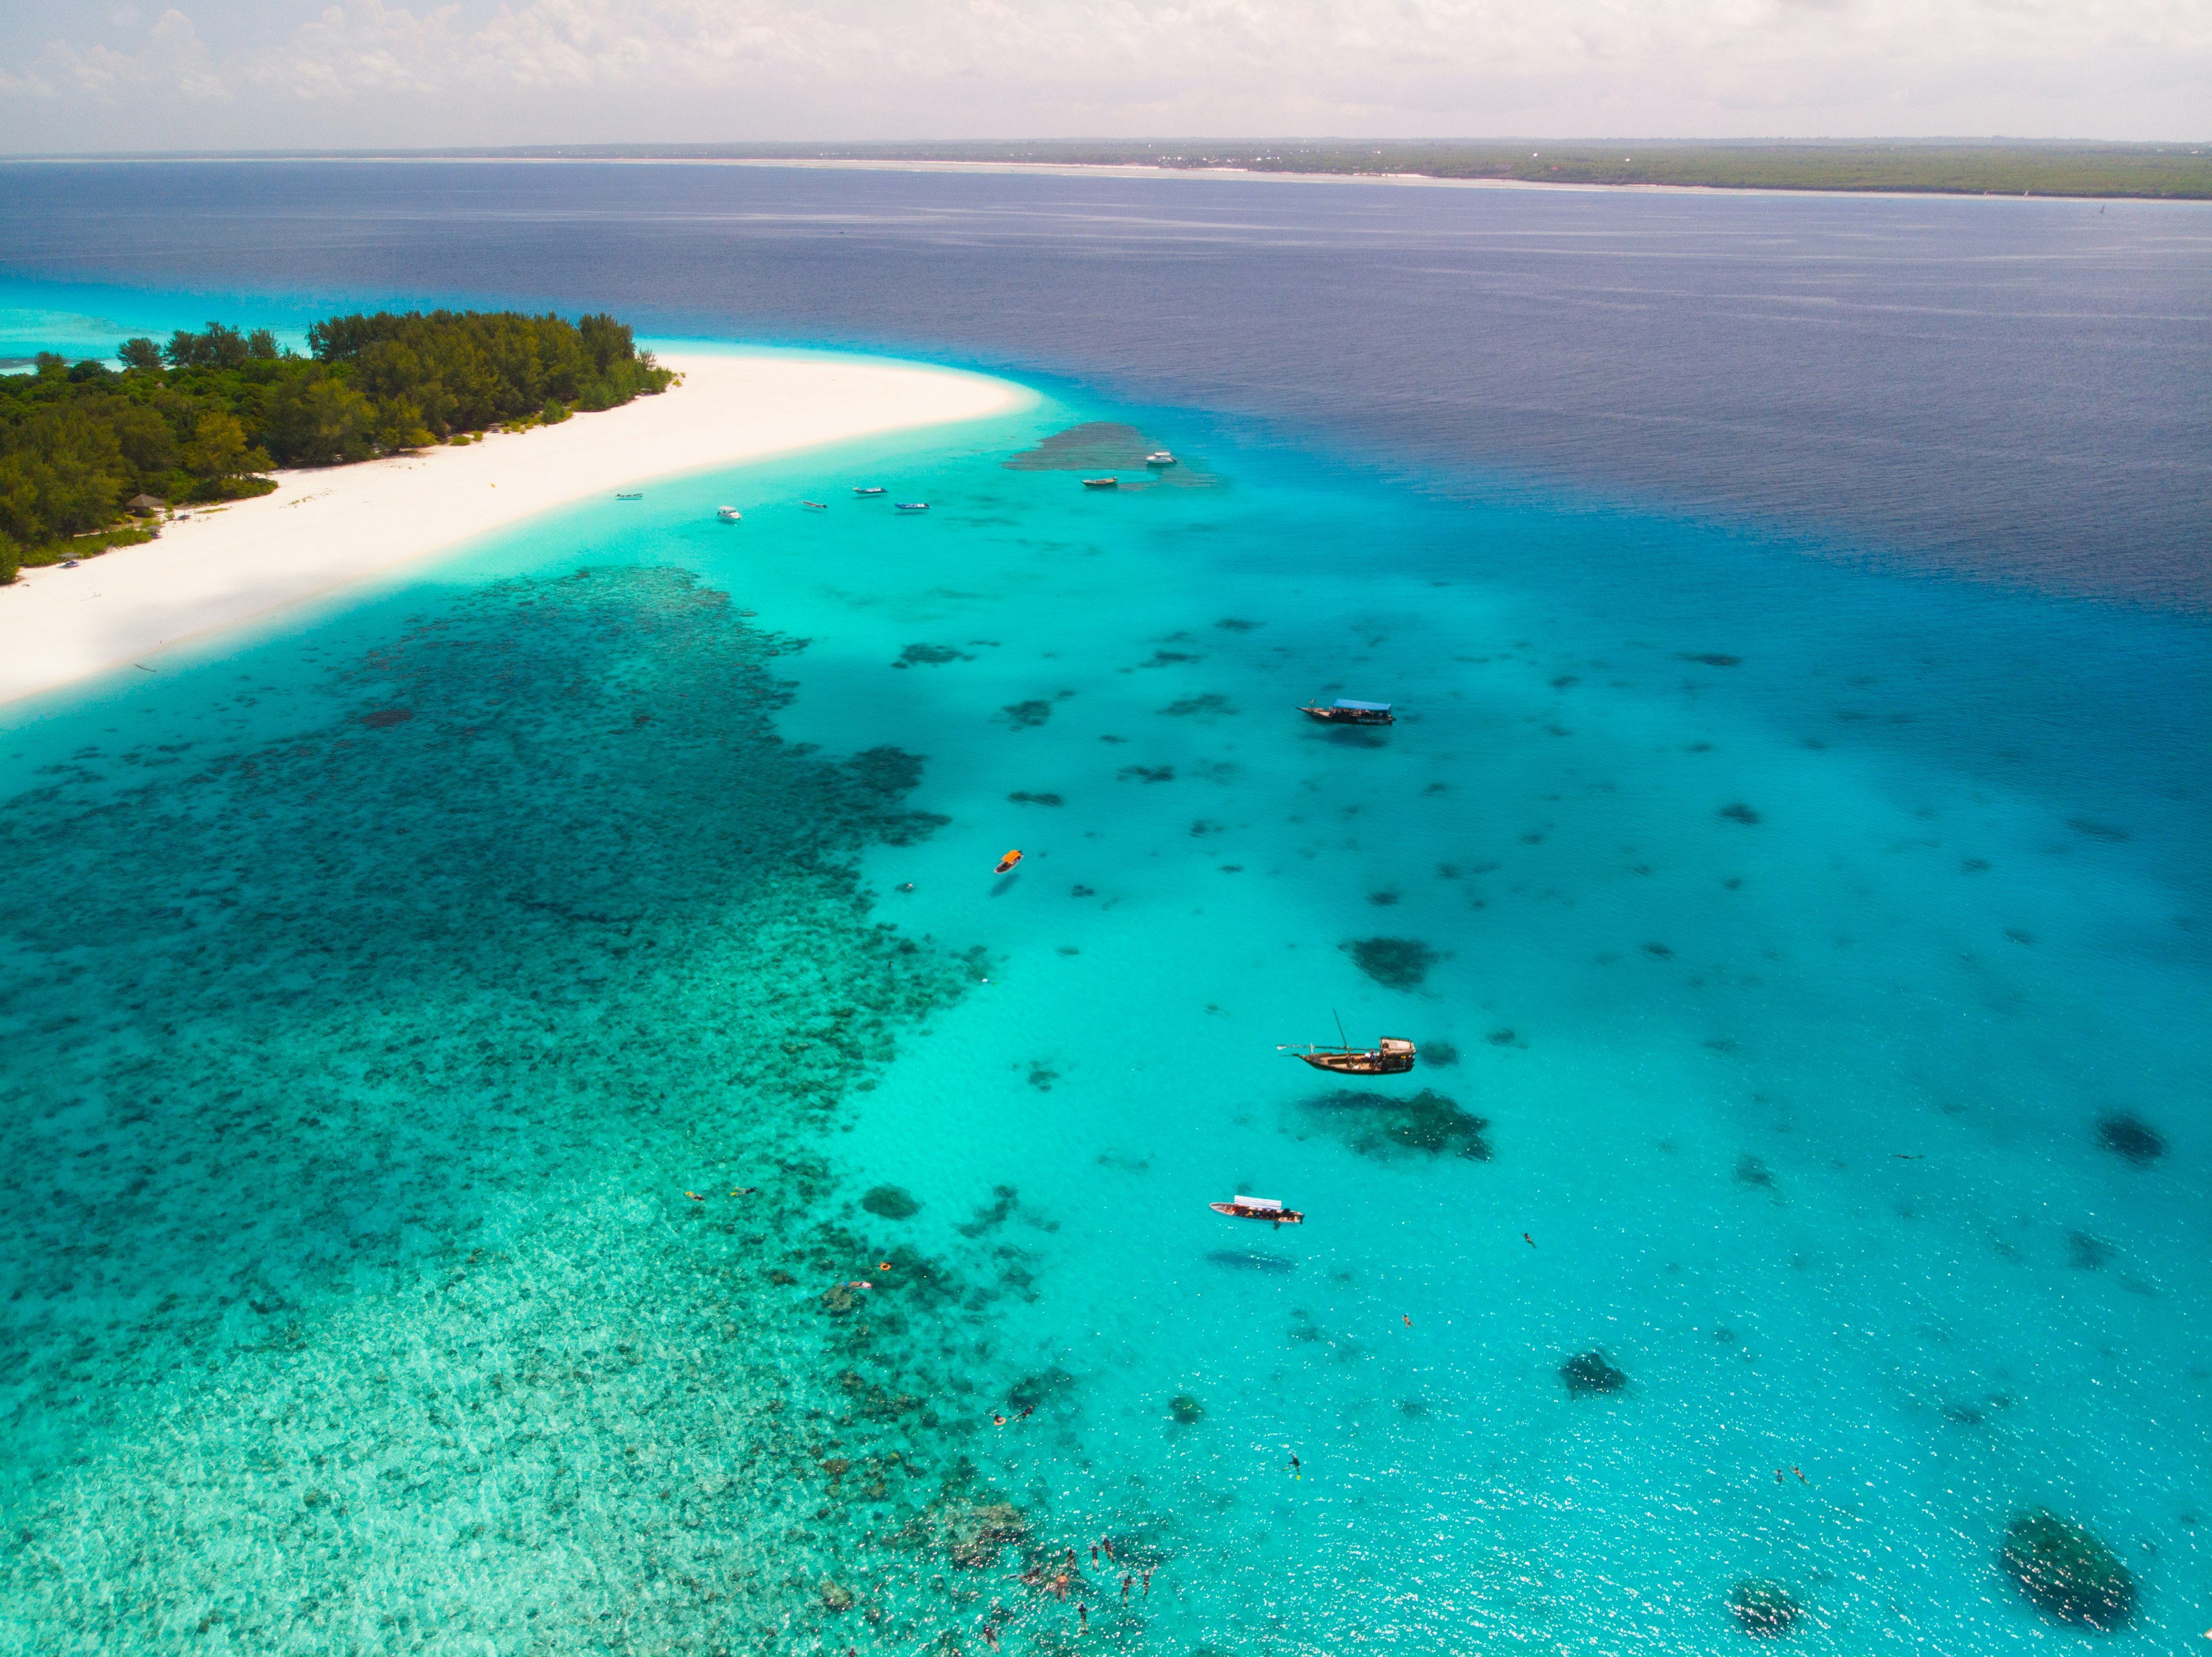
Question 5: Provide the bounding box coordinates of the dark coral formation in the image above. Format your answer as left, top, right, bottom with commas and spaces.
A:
1727, 1578, 1798, 1636
2096, 1113, 2166, 1165
1560, 1350, 1628, 1395
1423, 1041, 1459, 1066
2001, 1508, 2135, 1629
861, 1185, 921, 1220
1304, 1088, 1491, 1160
1168, 1393, 1206, 1424
896, 642, 969, 667
0, 565, 1058, 1651
1719, 803, 1762, 825
1001, 699, 1054, 727
1160, 693, 1234, 717
1343, 936, 1442, 989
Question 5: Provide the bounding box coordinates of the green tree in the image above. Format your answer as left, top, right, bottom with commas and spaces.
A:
117, 338, 164, 373
262, 369, 376, 466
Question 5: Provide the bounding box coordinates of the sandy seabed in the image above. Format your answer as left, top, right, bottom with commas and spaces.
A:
0, 349, 1024, 706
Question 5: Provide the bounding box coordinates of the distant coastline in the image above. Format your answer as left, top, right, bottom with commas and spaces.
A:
0, 349, 1026, 706
9, 140, 2209, 201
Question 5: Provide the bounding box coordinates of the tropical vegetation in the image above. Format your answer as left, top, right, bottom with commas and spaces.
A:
0, 309, 671, 581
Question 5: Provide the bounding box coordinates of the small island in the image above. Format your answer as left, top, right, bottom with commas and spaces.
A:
0, 309, 673, 582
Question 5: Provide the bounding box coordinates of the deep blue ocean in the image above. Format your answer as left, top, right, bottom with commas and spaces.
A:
0, 162, 2206, 1655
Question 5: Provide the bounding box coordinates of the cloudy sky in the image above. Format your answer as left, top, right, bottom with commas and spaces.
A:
1, 0, 2206, 153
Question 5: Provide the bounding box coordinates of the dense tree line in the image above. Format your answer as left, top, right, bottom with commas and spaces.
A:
0, 310, 672, 579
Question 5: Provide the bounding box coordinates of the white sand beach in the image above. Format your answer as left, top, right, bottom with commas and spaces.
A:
0, 350, 1025, 707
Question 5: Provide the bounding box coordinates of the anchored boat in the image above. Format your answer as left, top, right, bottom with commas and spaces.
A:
801, 500, 829, 510
1299, 698, 1394, 726
716, 506, 743, 522
1210, 1195, 1305, 1225
615, 491, 644, 501
895, 501, 930, 512
854, 486, 887, 496
1282, 1035, 1416, 1075
1081, 477, 1119, 489
1145, 451, 1176, 467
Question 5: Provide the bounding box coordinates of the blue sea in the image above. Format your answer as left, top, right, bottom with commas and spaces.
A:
0, 164, 2207, 1655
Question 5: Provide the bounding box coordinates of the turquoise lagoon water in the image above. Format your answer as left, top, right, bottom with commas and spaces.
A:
2, 360, 2208, 1656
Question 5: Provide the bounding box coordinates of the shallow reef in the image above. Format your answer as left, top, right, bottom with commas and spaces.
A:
863, 1184, 923, 1219
1301, 1085, 1493, 1161
2000, 1508, 2135, 1629
1343, 936, 1442, 989
1560, 1350, 1630, 1395
2096, 1112, 2166, 1165
1727, 1577, 1800, 1636
0, 565, 1104, 1652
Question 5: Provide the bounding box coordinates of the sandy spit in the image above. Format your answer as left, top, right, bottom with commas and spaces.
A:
0, 349, 1027, 706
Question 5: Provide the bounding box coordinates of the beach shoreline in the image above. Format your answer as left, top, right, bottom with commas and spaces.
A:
0, 349, 1026, 708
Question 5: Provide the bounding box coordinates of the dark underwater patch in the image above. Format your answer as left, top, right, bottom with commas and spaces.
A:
2001, 1508, 2135, 1629
1001, 698, 1054, 727
1343, 936, 1442, 989
1719, 802, 1761, 825
1302, 1087, 1491, 1160
1559, 1350, 1628, 1395
1726, 1579, 1798, 1636
2097, 1112, 2165, 1164
0, 564, 1033, 1650
1206, 1250, 1297, 1274
1680, 652, 1742, 668
862, 1185, 921, 1220
896, 642, 970, 667
1160, 693, 1234, 717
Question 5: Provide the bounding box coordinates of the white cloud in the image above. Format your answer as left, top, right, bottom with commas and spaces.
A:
7, 7, 228, 103
2, 0, 2208, 139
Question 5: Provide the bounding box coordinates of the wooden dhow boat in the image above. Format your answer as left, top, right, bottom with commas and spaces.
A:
1209, 1195, 1304, 1224
1281, 1034, 1416, 1075
1299, 698, 1393, 726
1081, 476, 1119, 489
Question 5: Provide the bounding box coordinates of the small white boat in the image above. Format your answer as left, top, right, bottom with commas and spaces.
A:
854, 486, 887, 497
895, 501, 930, 513
717, 506, 743, 522
1210, 1194, 1304, 1224
1145, 451, 1176, 467
615, 491, 643, 501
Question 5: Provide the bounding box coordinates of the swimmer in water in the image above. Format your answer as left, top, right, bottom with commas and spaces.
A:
1403, 1314, 1412, 1327
1143, 1568, 1153, 1595
992, 1414, 1007, 1426
1794, 1467, 1808, 1483
1523, 1232, 1536, 1246
1123, 1573, 1132, 1601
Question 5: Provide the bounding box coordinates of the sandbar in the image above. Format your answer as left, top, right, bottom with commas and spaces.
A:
0, 349, 1026, 707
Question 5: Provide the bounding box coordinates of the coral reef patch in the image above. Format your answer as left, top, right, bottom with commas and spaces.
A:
2096, 1113, 2166, 1165
1560, 1350, 1629, 1395
863, 1185, 923, 1219
1343, 936, 1442, 989
1301, 1088, 1492, 1160
1727, 1578, 1800, 1636
2000, 1508, 2135, 1629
